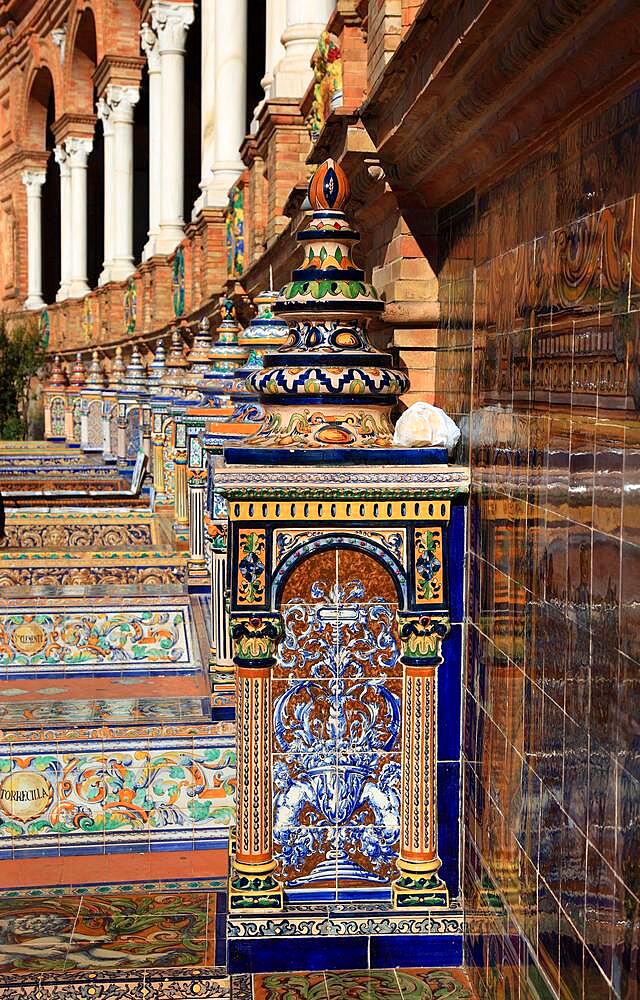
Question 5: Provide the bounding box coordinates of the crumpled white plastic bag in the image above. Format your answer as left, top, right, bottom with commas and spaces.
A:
392, 401, 461, 451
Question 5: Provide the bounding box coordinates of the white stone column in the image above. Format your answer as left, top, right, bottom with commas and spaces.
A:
251, 0, 287, 132
205, 0, 247, 208
192, 0, 215, 217
21, 170, 46, 310
271, 0, 335, 98
140, 24, 162, 260
151, 1, 194, 254
54, 146, 72, 301
108, 85, 140, 281
97, 98, 114, 285
65, 137, 93, 298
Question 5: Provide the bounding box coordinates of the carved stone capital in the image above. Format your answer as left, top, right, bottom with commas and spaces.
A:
63, 137, 93, 168
21, 170, 46, 192
150, 2, 195, 55
104, 85, 140, 123
140, 23, 161, 72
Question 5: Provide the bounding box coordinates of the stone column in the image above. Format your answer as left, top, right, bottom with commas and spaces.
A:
205, 0, 247, 207
151, 1, 194, 254
108, 85, 140, 281
251, 0, 287, 130
21, 170, 46, 310
271, 0, 334, 98
54, 146, 72, 301
97, 98, 114, 285
192, 0, 215, 215
229, 616, 284, 910
173, 447, 189, 527
187, 470, 207, 570
140, 24, 162, 260
66, 137, 93, 298
393, 613, 450, 908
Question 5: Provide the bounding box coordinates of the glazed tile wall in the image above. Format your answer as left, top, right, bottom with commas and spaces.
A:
434, 86, 640, 999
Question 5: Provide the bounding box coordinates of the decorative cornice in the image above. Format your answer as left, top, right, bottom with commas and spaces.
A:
51, 113, 96, 144
214, 465, 470, 497
93, 54, 145, 96
362, 0, 640, 206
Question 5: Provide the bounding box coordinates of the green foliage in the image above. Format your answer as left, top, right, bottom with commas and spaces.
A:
0, 312, 47, 440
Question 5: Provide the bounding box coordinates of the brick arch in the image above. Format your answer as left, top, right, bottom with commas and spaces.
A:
23, 64, 57, 151
65, 4, 99, 114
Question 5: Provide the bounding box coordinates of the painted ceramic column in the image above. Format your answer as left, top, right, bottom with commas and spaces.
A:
251, 0, 286, 130
21, 170, 46, 310
97, 97, 114, 285
187, 471, 207, 568
66, 137, 93, 298
173, 448, 189, 527
152, 434, 166, 494
54, 146, 72, 301
206, 0, 247, 207
211, 544, 233, 672
393, 613, 450, 908
140, 23, 162, 260
271, 0, 334, 97
151, 1, 194, 254
109, 85, 140, 281
230, 616, 284, 910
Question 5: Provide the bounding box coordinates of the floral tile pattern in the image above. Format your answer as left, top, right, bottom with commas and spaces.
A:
273, 550, 401, 892
249, 968, 476, 999
0, 891, 222, 973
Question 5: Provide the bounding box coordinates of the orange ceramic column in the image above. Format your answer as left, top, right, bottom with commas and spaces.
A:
393, 613, 450, 908
229, 615, 283, 910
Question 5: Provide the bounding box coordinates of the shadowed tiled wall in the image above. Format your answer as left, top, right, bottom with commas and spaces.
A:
434, 86, 640, 999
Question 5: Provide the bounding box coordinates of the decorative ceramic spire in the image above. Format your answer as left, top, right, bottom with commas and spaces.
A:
159, 325, 190, 393
148, 340, 167, 388
123, 345, 147, 388
109, 347, 127, 388
188, 316, 214, 375
209, 297, 248, 375
68, 352, 88, 387
46, 354, 68, 388
243, 158, 408, 453
226, 288, 290, 420
238, 289, 289, 369
85, 349, 107, 389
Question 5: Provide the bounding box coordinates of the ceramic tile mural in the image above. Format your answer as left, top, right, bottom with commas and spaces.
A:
273, 550, 401, 899
434, 88, 640, 999
0, 737, 235, 857
0, 604, 194, 675
246, 967, 475, 999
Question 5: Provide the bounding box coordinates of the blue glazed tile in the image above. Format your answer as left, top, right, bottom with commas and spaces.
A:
369, 933, 463, 969
448, 504, 466, 625
228, 935, 369, 974
438, 761, 461, 897
439, 625, 462, 761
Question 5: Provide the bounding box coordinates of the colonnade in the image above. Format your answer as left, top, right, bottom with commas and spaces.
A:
22, 0, 335, 310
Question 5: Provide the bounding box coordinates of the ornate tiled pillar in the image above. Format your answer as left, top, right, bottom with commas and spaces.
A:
173, 448, 189, 527
229, 615, 284, 910
187, 469, 207, 569
152, 432, 166, 495
393, 614, 450, 908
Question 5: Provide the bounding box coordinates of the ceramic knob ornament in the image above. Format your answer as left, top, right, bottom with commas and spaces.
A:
236, 157, 410, 459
